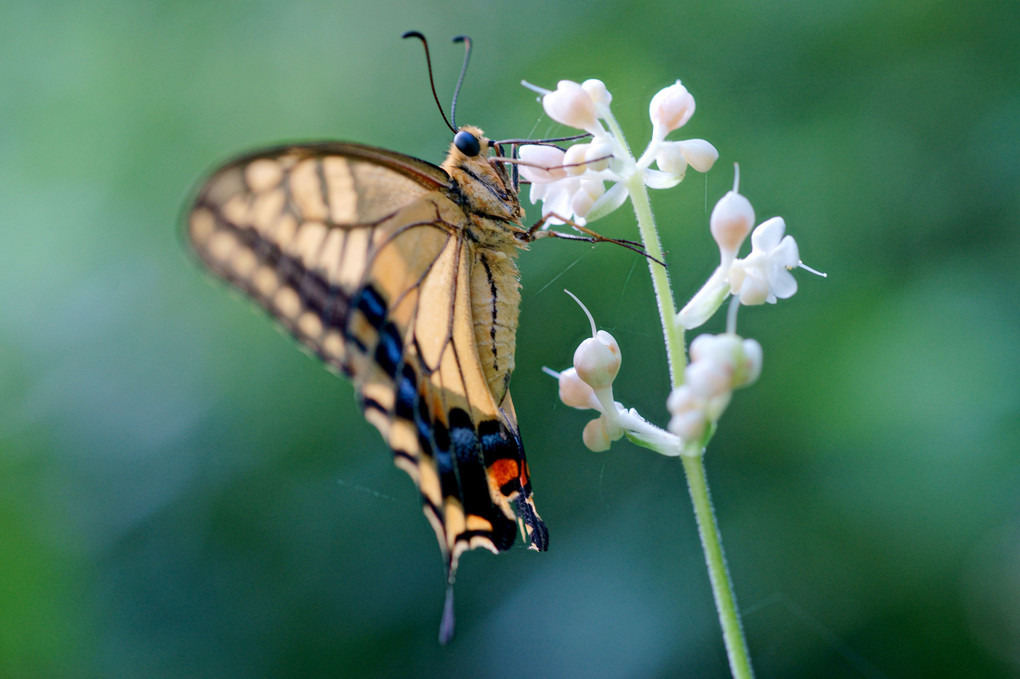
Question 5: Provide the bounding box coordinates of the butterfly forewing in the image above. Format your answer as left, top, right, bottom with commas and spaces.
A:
187, 140, 547, 586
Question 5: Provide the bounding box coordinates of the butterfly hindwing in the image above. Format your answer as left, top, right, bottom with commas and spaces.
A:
187, 141, 546, 585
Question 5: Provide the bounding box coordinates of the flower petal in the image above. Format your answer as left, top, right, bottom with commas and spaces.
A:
678, 139, 719, 173
642, 168, 683, 190
768, 267, 798, 300
773, 235, 800, 268
751, 216, 786, 251
584, 181, 629, 222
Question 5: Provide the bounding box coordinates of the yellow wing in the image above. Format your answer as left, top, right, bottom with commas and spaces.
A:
186, 143, 547, 591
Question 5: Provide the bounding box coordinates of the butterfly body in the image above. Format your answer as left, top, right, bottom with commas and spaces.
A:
186, 126, 547, 612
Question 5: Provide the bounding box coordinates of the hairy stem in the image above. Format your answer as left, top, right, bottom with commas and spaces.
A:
601, 111, 686, 386
682, 454, 755, 679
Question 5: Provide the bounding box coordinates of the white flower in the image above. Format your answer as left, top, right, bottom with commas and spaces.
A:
676, 184, 754, 330
550, 291, 622, 412
569, 178, 606, 220
728, 217, 800, 305
584, 139, 614, 172
677, 178, 813, 329
684, 359, 732, 400
542, 80, 601, 135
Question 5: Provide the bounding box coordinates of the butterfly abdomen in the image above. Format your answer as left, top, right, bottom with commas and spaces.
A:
470, 247, 521, 406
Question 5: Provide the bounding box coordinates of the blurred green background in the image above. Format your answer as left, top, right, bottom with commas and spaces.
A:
2, 0, 1018, 677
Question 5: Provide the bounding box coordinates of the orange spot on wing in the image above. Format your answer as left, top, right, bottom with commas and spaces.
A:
488, 458, 521, 486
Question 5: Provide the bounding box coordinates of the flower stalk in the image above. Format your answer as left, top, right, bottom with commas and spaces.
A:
602, 104, 755, 679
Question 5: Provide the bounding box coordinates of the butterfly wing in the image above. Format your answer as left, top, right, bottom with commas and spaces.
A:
186, 143, 547, 586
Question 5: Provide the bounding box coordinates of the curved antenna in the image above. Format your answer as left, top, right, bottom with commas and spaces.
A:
450, 35, 473, 129
402, 31, 456, 133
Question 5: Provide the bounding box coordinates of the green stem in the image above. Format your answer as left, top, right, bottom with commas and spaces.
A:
682, 454, 755, 679
601, 109, 754, 678
601, 112, 686, 386
626, 173, 686, 387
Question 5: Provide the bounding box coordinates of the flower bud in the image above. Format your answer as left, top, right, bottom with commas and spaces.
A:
573, 330, 621, 390
544, 80, 598, 132
733, 338, 763, 388
710, 190, 754, 262
689, 333, 739, 367
585, 139, 614, 172
582, 414, 623, 452
669, 409, 707, 443
684, 359, 731, 399
563, 143, 590, 176
557, 367, 602, 411
581, 79, 612, 107
570, 178, 606, 219
650, 80, 695, 136
701, 392, 733, 423
689, 333, 763, 390
518, 145, 566, 184
666, 386, 706, 441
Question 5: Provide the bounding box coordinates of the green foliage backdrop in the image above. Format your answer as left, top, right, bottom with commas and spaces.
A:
2, 1, 1018, 677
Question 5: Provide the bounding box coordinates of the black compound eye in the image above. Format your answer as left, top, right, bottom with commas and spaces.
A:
454, 130, 481, 157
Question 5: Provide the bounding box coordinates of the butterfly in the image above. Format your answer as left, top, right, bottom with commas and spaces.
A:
185, 34, 555, 643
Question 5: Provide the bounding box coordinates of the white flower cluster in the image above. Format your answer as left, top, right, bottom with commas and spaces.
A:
531, 77, 822, 457
666, 334, 762, 445
518, 79, 718, 226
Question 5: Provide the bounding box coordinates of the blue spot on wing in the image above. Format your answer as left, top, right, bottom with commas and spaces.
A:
374, 322, 402, 378
353, 286, 387, 329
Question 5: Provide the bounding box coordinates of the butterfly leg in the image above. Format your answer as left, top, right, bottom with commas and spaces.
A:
525, 212, 665, 266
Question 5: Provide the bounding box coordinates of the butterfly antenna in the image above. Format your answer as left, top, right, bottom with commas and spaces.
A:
450, 35, 473, 129
402, 30, 456, 134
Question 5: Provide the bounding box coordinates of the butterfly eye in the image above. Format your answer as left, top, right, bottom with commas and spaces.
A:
454, 130, 482, 157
